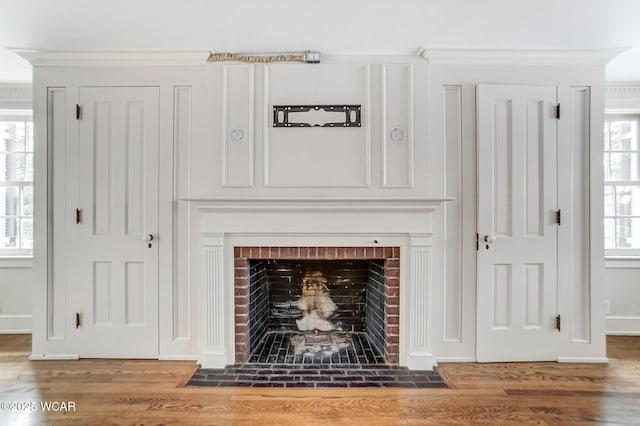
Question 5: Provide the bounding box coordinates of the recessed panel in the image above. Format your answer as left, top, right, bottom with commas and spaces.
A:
223, 65, 254, 187
49, 87, 67, 340
525, 100, 544, 236
443, 85, 463, 343
126, 102, 145, 235
173, 86, 192, 340
492, 264, 511, 329
382, 65, 413, 188
493, 100, 513, 237
265, 64, 370, 187
571, 86, 591, 343
93, 262, 112, 325
125, 262, 145, 326
94, 102, 112, 235
524, 263, 543, 328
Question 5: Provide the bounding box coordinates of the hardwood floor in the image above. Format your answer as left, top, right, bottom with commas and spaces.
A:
1, 335, 639, 425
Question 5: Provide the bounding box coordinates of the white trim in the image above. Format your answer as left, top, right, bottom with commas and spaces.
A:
158, 355, 199, 361
436, 357, 476, 363
605, 258, 640, 268
0, 257, 33, 268
557, 357, 609, 363
12, 48, 628, 69
606, 85, 640, 112
0, 314, 32, 333
424, 48, 627, 66
29, 354, 80, 361
0, 84, 32, 110
183, 198, 454, 213
406, 351, 435, 370
606, 316, 640, 335
10, 48, 212, 67
199, 351, 227, 369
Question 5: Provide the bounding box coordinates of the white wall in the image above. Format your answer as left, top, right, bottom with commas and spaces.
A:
605, 262, 640, 335
0, 260, 32, 333
604, 86, 640, 335
0, 85, 33, 334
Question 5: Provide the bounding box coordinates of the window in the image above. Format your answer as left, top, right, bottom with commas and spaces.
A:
0, 111, 33, 256
604, 114, 640, 255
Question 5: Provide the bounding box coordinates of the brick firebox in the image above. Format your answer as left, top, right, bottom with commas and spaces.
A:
234, 246, 400, 364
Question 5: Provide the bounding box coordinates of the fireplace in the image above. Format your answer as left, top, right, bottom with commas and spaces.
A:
234, 246, 400, 364
192, 199, 442, 370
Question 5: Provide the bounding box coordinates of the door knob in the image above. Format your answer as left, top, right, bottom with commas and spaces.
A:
142, 234, 154, 242
484, 235, 496, 244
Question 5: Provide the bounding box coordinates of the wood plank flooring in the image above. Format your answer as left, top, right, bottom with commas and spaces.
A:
1, 335, 639, 425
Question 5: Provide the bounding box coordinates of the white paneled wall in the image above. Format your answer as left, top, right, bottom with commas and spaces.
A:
14, 50, 617, 364
191, 56, 430, 199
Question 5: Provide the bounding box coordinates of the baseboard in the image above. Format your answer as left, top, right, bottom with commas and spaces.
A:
557, 357, 609, 363
158, 355, 199, 361
406, 351, 436, 370
436, 357, 477, 363
0, 314, 32, 334
606, 316, 640, 335
199, 350, 228, 368
29, 354, 80, 361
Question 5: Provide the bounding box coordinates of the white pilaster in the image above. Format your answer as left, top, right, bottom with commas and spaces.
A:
407, 233, 435, 369
199, 233, 227, 368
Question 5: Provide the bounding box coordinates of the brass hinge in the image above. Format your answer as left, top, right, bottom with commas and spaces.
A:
555, 314, 561, 331
76, 104, 81, 120
555, 104, 560, 119
555, 209, 561, 225
75, 208, 82, 224
75, 312, 81, 329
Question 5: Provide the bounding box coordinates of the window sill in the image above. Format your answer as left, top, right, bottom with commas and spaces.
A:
0, 256, 33, 269
605, 257, 640, 269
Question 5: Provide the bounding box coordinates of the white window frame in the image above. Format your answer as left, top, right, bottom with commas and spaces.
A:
604, 86, 640, 262
0, 109, 34, 258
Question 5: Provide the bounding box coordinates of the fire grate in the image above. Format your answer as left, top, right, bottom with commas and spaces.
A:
248, 331, 385, 365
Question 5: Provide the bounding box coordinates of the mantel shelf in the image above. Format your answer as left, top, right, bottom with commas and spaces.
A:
181, 197, 455, 213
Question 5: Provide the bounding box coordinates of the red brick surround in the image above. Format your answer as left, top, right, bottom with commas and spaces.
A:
234, 246, 400, 364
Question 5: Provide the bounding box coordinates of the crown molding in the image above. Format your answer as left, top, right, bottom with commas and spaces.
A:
423, 47, 628, 66
0, 84, 32, 109
10, 48, 429, 67
10, 47, 629, 68
9, 48, 212, 67
606, 84, 640, 112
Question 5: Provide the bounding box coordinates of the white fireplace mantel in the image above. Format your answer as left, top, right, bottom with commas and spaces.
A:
189, 197, 450, 370
182, 197, 455, 212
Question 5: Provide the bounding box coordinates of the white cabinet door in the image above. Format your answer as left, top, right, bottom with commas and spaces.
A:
71, 87, 159, 358
476, 84, 559, 362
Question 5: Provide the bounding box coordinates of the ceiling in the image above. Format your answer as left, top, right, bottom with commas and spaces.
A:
1, 0, 639, 83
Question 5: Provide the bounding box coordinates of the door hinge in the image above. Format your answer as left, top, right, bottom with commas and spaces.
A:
75, 208, 82, 224
555, 209, 561, 225
555, 104, 560, 119
555, 314, 561, 331
476, 233, 479, 251
75, 312, 81, 329
76, 104, 81, 120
